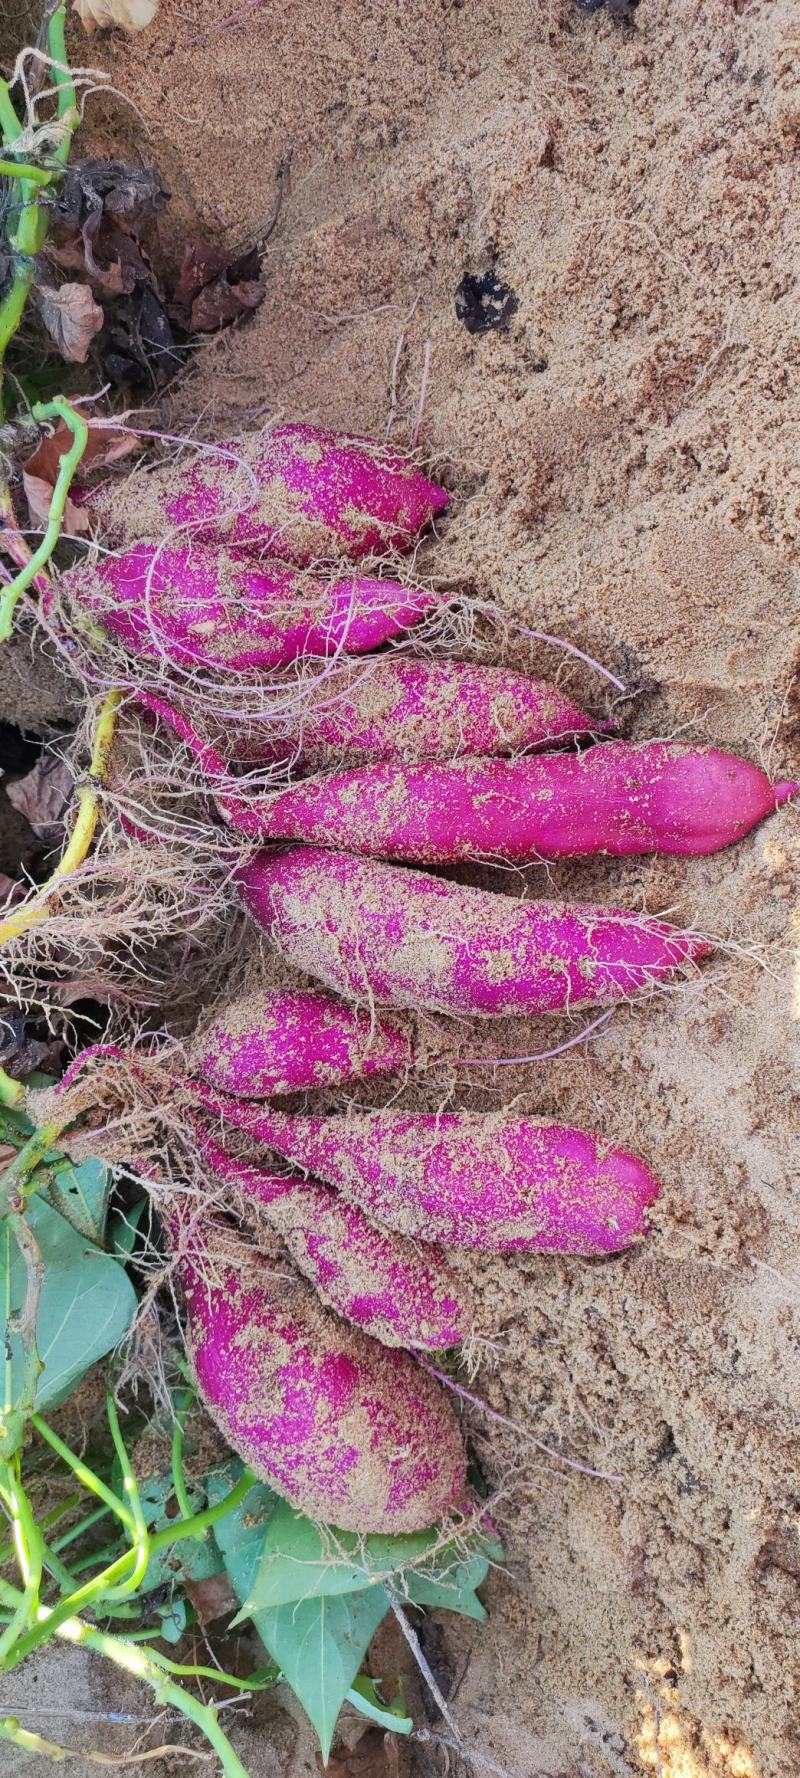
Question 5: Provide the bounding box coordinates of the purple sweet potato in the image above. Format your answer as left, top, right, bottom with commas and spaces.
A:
61, 543, 437, 673
81, 422, 449, 565
190, 987, 413, 1099
175, 1214, 467, 1531
236, 844, 711, 1018
195, 1124, 472, 1349
196, 1098, 661, 1256
282, 657, 607, 768
236, 744, 798, 859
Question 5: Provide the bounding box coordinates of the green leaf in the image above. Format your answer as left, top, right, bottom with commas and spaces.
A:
244, 1496, 448, 1609
251, 1587, 392, 1763
346, 1674, 412, 1736
47, 1157, 110, 1244
1, 1199, 137, 1409
207, 1463, 277, 1601
402, 1546, 492, 1621
209, 1468, 389, 1758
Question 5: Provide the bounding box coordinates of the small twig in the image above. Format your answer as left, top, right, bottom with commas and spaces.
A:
386, 1591, 463, 1743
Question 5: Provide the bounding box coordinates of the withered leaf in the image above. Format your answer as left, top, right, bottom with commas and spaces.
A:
6, 754, 74, 844
72, 0, 159, 33
22, 421, 140, 537
0, 1008, 64, 1080
183, 1572, 239, 1627
0, 874, 24, 910
54, 160, 168, 236
169, 238, 264, 333
38, 281, 104, 363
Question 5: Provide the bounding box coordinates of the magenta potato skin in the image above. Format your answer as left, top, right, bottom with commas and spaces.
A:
63, 544, 437, 673
284, 657, 606, 768
244, 744, 798, 861
195, 1125, 472, 1349
190, 987, 413, 1098
202, 1101, 660, 1255
236, 845, 711, 1018
178, 1230, 467, 1532
81, 423, 449, 565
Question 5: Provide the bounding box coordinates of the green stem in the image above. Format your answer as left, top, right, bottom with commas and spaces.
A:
0, 1068, 25, 1109
149, 1467, 255, 1555
30, 1415, 135, 1536
0, 1572, 251, 1778
171, 1388, 195, 1521
0, 89, 18, 146
0, 398, 89, 641
0, 1716, 72, 1761
0, 1459, 43, 1660
0, 159, 53, 187
0, 1120, 66, 1216
102, 1396, 150, 1602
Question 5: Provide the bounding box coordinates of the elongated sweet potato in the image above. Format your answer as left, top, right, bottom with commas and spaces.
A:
195, 1124, 472, 1349
176, 1215, 467, 1532
62, 544, 437, 673
283, 657, 607, 768
81, 422, 449, 565
190, 987, 413, 1098
195, 1098, 660, 1256
239, 744, 797, 860
237, 845, 710, 1017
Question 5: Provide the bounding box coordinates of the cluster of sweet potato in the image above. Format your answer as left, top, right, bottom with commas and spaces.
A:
63, 422, 795, 1534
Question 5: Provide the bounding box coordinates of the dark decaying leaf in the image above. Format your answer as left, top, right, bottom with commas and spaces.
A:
22, 420, 139, 536
169, 237, 264, 332
184, 1571, 240, 1626
100, 285, 188, 388
6, 754, 74, 844
0, 874, 24, 910
37, 281, 104, 363
54, 159, 168, 236
0, 1008, 64, 1079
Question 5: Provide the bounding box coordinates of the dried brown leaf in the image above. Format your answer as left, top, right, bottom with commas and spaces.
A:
73, 0, 159, 33
22, 421, 140, 537
0, 874, 24, 910
183, 1572, 239, 1627
169, 238, 264, 333
6, 755, 74, 844
38, 281, 104, 363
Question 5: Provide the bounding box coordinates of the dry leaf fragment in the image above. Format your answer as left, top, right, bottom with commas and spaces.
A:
22, 421, 140, 537
6, 755, 74, 844
73, 0, 159, 32
169, 238, 265, 333
183, 1572, 239, 1627
38, 281, 104, 363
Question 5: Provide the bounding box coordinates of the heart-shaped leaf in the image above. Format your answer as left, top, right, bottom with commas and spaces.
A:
1, 1197, 136, 1409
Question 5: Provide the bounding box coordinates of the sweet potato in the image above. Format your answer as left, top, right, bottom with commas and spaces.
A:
282, 657, 607, 768
176, 1215, 467, 1531
240, 744, 797, 860
81, 422, 449, 565
62, 544, 437, 673
195, 1098, 661, 1255
195, 1123, 472, 1350
190, 986, 413, 1098
236, 844, 710, 1017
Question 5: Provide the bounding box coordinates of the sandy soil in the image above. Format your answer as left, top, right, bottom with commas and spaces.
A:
2, 1, 800, 1774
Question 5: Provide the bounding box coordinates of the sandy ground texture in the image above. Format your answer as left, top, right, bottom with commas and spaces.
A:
2, 0, 800, 1774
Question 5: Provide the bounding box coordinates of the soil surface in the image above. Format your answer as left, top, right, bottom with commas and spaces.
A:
1, 1, 799, 1775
